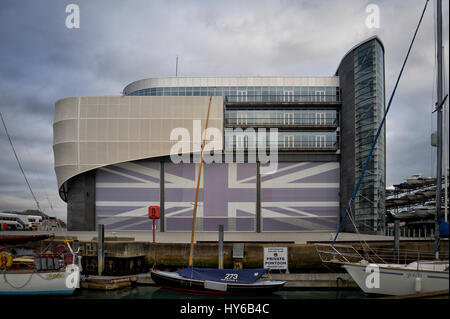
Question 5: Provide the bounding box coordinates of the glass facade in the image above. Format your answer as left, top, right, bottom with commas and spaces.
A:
128, 85, 341, 153
127, 86, 340, 102
224, 130, 338, 150
353, 40, 385, 232
225, 109, 338, 127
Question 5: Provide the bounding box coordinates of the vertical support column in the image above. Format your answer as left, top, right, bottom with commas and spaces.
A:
97, 224, 104, 276
434, 0, 443, 260
160, 161, 165, 232
256, 161, 261, 233
394, 220, 400, 264
218, 224, 224, 269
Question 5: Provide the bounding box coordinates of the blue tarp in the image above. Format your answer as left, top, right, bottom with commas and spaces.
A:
438, 218, 449, 238
177, 267, 267, 284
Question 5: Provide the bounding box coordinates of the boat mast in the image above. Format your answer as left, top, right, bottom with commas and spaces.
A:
445, 44, 448, 223
188, 93, 213, 267
434, 0, 443, 260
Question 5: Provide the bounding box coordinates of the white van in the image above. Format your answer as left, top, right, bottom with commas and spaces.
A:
0, 213, 25, 230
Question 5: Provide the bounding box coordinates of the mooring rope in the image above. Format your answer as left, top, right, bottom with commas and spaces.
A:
2, 271, 34, 289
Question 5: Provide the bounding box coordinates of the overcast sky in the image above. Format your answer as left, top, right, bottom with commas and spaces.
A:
0, 0, 448, 221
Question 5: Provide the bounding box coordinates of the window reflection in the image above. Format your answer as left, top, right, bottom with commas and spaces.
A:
127, 86, 341, 102
224, 110, 338, 127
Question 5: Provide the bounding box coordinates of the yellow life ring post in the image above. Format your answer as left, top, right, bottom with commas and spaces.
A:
0, 252, 13, 269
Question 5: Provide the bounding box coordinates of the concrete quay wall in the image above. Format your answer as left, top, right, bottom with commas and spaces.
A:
28, 238, 448, 276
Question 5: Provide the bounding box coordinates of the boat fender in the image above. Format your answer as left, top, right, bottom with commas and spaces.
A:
46, 257, 55, 270
34, 257, 42, 271
40, 256, 48, 270
415, 277, 422, 293
0, 252, 13, 268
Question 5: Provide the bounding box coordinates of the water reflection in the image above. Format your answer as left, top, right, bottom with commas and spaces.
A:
71, 286, 367, 300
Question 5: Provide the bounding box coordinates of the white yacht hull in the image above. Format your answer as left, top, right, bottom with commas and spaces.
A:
0, 266, 79, 295
343, 262, 449, 296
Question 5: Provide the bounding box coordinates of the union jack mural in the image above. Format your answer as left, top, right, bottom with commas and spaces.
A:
95, 160, 339, 231
261, 162, 340, 231
96, 161, 161, 231
164, 162, 256, 231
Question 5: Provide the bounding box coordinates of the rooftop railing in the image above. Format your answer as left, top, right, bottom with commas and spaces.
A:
225, 95, 340, 103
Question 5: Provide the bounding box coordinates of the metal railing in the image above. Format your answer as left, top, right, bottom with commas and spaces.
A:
226, 140, 339, 151
315, 243, 449, 266
225, 117, 338, 127
225, 95, 340, 103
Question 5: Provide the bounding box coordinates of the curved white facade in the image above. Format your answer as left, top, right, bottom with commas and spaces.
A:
53, 95, 223, 192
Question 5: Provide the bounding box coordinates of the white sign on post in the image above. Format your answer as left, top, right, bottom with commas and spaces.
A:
263, 247, 288, 270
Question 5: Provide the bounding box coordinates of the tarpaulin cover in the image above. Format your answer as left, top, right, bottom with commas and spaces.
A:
177, 267, 267, 284
438, 218, 449, 238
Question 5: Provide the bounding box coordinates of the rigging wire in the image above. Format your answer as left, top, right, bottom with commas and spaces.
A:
23, 145, 55, 216
332, 0, 430, 246
0, 111, 42, 212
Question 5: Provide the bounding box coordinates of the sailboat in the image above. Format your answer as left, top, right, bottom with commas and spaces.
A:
150, 94, 285, 295
316, 0, 449, 296
0, 238, 81, 295
0, 112, 82, 295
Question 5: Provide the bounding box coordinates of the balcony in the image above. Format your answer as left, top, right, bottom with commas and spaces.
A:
225, 117, 338, 130
225, 140, 339, 153
224, 94, 341, 105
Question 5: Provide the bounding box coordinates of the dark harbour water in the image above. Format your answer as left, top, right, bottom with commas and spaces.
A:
69, 286, 368, 299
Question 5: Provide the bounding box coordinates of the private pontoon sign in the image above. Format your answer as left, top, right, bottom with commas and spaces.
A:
263, 247, 288, 270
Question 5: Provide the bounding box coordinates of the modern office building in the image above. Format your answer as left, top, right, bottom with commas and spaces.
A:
53, 36, 386, 234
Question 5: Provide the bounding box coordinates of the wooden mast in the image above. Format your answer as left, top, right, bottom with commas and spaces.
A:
189, 93, 213, 267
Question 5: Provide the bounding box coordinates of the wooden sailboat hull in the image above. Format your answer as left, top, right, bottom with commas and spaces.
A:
151, 270, 285, 295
